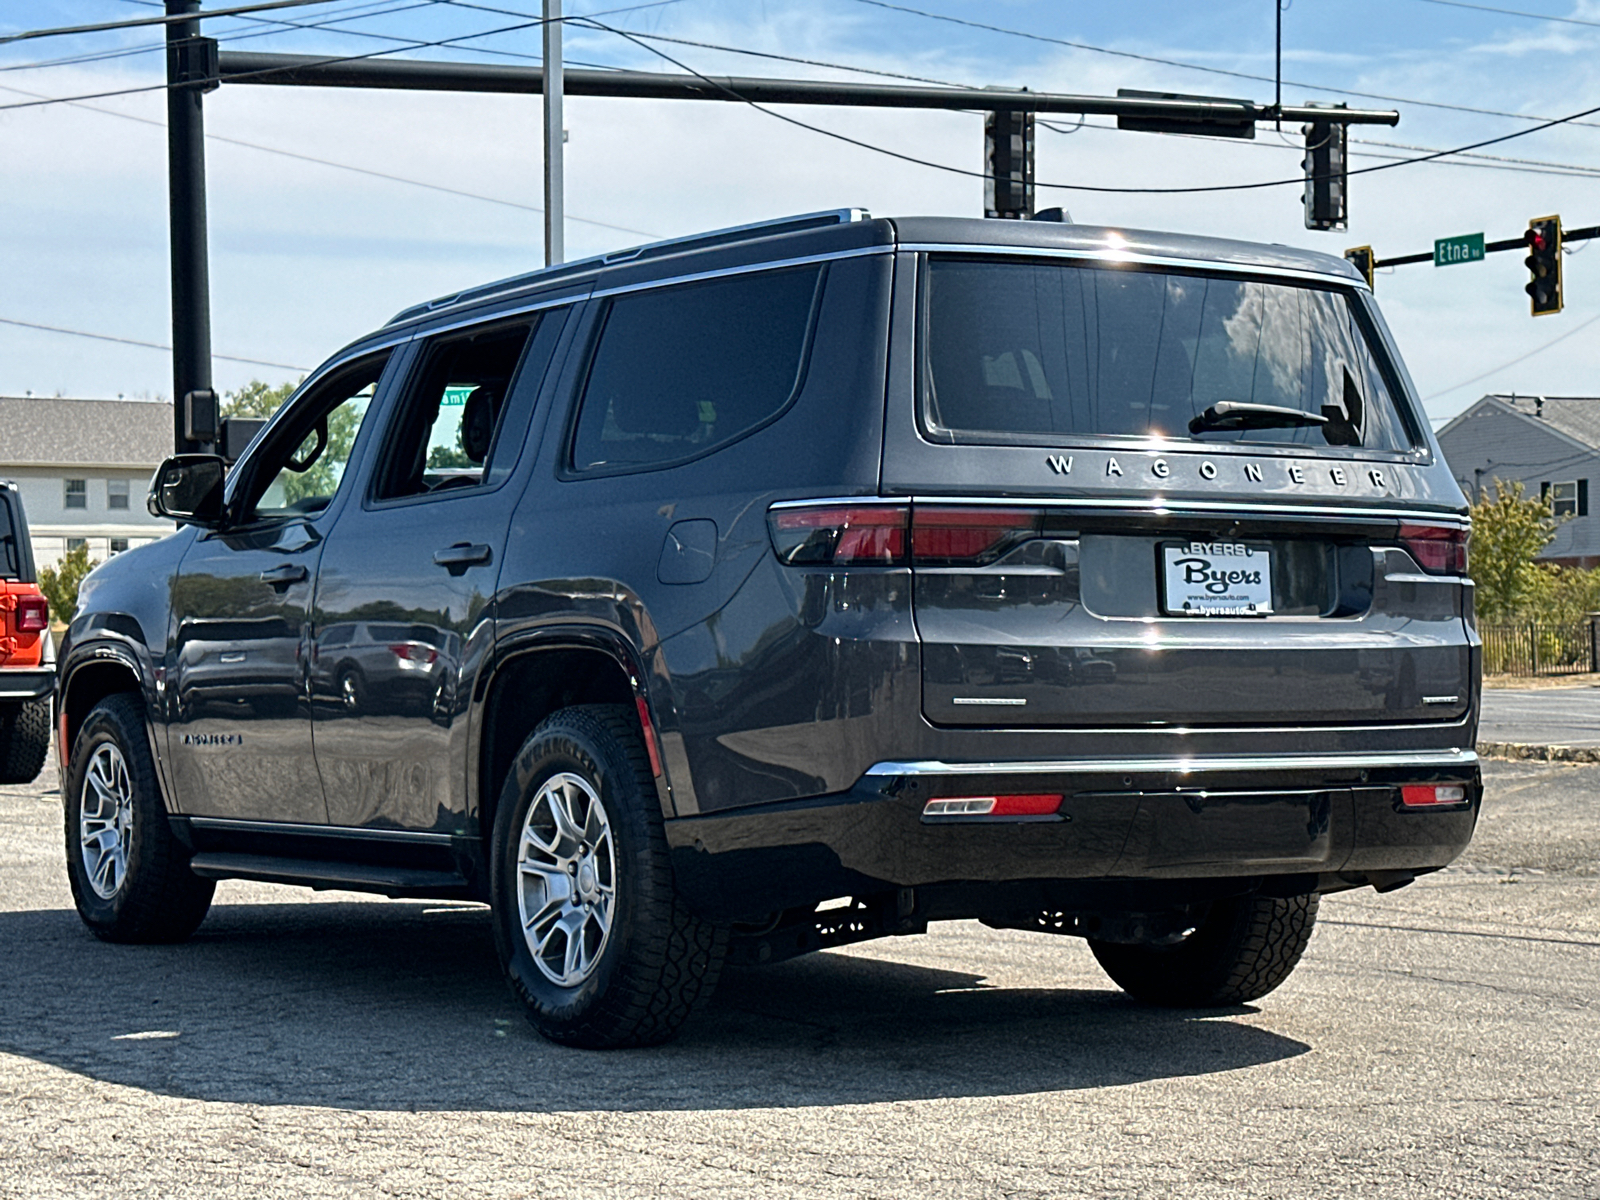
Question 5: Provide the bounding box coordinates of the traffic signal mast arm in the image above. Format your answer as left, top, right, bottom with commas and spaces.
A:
1355, 224, 1600, 269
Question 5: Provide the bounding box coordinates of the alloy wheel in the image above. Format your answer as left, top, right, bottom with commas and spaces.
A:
516, 771, 616, 987
80, 743, 134, 900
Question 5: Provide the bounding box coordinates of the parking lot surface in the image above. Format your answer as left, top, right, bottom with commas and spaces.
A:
1480, 684, 1600, 748
2, 753, 1596, 1199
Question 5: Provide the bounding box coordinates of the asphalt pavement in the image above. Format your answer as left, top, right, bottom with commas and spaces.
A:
1480, 685, 1600, 747
2, 752, 1596, 1199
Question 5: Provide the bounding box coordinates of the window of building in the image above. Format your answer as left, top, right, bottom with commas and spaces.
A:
66, 537, 87, 553
107, 479, 130, 510
1541, 480, 1589, 518
64, 479, 87, 509
570, 265, 826, 474
109, 538, 130, 554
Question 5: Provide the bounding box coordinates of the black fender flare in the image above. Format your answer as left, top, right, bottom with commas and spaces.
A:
57, 630, 176, 814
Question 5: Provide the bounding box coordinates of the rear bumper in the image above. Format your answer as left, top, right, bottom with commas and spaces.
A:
665, 749, 1481, 920
0, 668, 54, 702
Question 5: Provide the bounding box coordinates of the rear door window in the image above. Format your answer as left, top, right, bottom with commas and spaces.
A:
570, 264, 825, 473
922, 257, 1415, 452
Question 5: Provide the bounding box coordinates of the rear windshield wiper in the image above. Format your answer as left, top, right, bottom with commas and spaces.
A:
1188, 401, 1330, 435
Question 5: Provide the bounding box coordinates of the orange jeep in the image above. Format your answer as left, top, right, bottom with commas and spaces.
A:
1, 481, 51, 783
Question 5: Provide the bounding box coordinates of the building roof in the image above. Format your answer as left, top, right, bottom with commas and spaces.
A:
0, 397, 172, 467
1441, 394, 1600, 452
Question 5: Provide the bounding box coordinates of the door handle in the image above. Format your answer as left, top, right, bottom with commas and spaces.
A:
259, 563, 308, 588
433, 543, 492, 575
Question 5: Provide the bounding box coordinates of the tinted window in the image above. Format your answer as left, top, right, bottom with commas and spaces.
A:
0, 493, 19, 579
571, 265, 825, 472
373, 313, 566, 501
924, 258, 1414, 451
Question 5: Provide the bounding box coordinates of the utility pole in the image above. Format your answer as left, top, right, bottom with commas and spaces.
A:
542, 0, 563, 266
165, 0, 218, 453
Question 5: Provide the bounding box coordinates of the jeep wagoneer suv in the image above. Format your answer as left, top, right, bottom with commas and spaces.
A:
58, 211, 1480, 1048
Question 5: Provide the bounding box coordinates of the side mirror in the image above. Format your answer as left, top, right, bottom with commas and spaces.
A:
148, 454, 225, 525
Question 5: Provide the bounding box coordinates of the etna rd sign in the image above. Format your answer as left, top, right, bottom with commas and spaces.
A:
1434, 233, 1485, 267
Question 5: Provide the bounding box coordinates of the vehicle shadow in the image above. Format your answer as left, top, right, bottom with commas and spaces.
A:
0, 902, 1310, 1112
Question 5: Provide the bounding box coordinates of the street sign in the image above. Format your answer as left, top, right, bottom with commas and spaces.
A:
441, 385, 475, 406
1434, 233, 1485, 267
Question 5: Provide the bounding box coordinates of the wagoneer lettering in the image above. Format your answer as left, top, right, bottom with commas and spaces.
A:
58, 210, 1480, 1050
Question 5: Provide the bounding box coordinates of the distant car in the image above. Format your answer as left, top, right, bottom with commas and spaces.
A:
0, 481, 52, 784
59, 210, 1481, 1049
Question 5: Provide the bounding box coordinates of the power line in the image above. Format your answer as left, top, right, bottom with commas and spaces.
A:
0, 0, 341, 46
574, 14, 1600, 196
0, 81, 662, 236
851, 0, 1600, 133
1407, 0, 1600, 30
0, 316, 310, 371
1423, 312, 1600, 400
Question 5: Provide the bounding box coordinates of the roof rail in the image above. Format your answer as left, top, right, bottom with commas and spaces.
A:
387, 207, 870, 326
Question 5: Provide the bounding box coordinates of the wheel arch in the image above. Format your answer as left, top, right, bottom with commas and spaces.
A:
475, 628, 669, 860
58, 641, 171, 810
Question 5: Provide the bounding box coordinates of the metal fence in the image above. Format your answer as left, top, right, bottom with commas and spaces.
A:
1479, 621, 1598, 677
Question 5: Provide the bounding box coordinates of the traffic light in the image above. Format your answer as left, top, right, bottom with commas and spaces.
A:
1525, 215, 1563, 316
985, 108, 1035, 220
1302, 111, 1348, 231
1345, 245, 1375, 288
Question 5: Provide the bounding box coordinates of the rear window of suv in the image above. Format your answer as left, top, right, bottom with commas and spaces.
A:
570, 264, 825, 473
1, 491, 21, 579
922, 257, 1416, 452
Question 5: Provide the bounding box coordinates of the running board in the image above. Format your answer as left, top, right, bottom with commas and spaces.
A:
186, 852, 473, 900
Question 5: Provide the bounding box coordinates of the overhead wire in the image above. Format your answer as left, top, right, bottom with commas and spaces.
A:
850, 0, 1600, 133
0, 316, 310, 371
1423, 313, 1600, 400
0, 0, 343, 46
1406, 0, 1600, 29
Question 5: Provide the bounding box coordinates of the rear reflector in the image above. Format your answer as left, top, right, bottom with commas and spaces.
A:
1400, 784, 1467, 808
1398, 523, 1469, 575
923, 794, 1062, 819
769, 504, 909, 566
15, 595, 47, 632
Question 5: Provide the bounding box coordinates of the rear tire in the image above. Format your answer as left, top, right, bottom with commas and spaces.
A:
64, 694, 214, 943
490, 704, 725, 1049
1089, 893, 1319, 1007
0, 698, 51, 784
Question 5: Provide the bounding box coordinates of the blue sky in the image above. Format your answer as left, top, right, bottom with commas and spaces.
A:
4, 0, 1600, 422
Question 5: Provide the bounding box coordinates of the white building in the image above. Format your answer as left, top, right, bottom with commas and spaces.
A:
0, 396, 175, 570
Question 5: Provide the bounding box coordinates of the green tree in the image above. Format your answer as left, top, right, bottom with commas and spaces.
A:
223, 379, 297, 420
1470, 480, 1559, 622
37, 543, 98, 626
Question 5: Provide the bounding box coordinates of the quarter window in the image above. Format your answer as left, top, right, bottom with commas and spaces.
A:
64, 479, 87, 509
570, 265, 825, 473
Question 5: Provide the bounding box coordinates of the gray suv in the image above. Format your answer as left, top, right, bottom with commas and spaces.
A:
57, 210, 1480, 1048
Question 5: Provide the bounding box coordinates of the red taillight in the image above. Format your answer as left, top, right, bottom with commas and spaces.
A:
389, 643, 437, 665
1400, 784, 1468, 808
911, 507, 1044, 566
15, 595, 48, 632
1399, 523, 1469, 575
769, 505, 909, 566
634, 695, 663, 778
923, 793, 1063, 819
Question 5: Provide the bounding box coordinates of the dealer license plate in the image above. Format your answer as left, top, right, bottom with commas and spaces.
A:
1161, 542, 1273, 617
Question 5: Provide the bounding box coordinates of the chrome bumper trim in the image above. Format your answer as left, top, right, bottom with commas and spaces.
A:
864, 749, 1479, 777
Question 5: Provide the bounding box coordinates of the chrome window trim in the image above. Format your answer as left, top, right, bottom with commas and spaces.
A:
587, 245, 892, 303
865, 749, 1479, 777
901, 242, 1364, 289
186, 816, 455, 844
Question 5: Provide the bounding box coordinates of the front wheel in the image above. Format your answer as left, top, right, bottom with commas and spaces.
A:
489, 704, 726, 1049
64, 694, 214, 943
1089, 893, 1319, 1007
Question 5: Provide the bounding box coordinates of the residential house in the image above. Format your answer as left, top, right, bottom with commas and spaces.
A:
0, 396, 174, 571
1435, 393, 1600, 567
